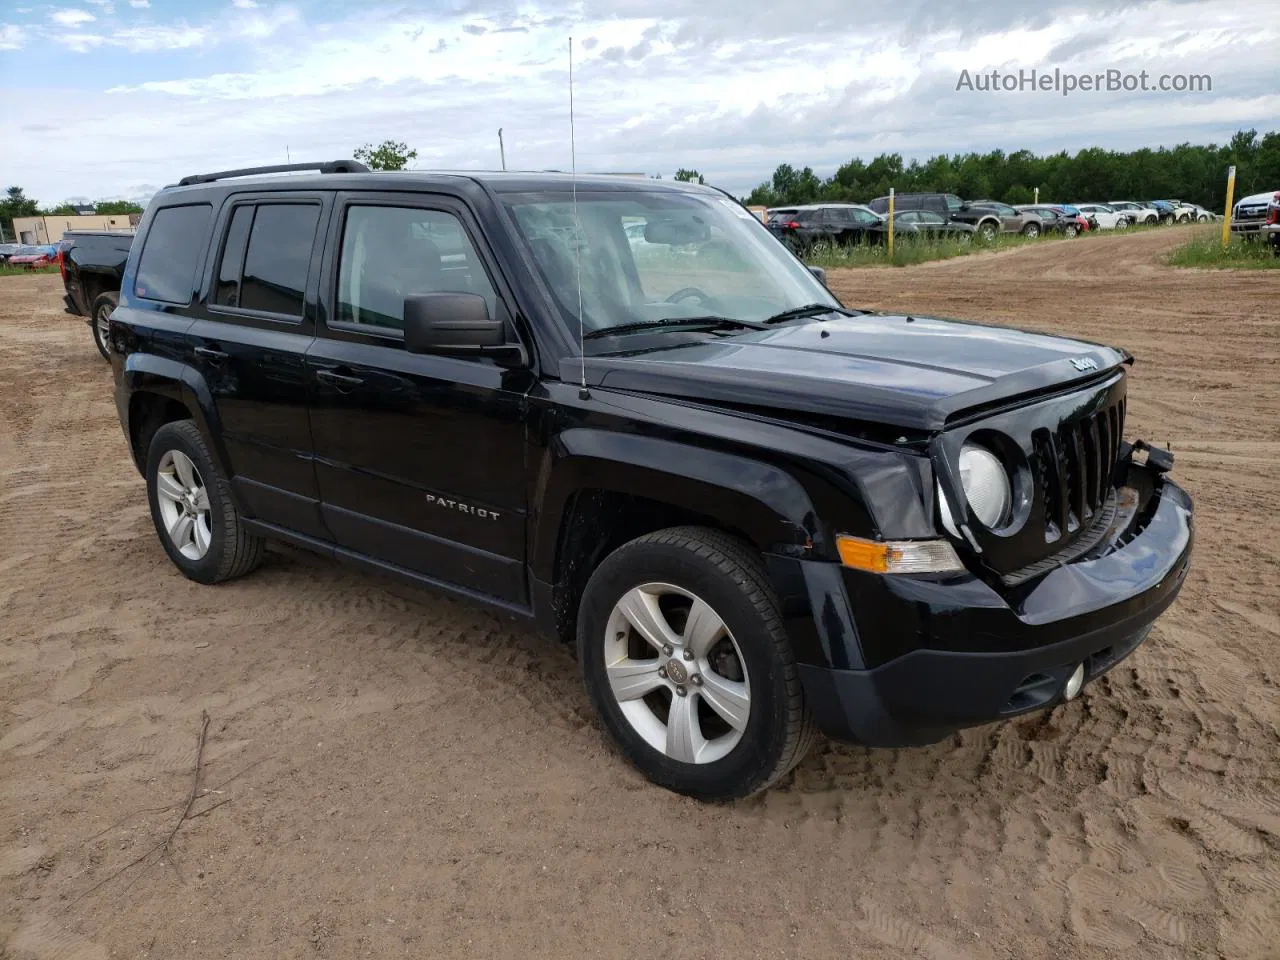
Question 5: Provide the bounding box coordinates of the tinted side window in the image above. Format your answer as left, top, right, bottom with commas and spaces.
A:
214, 205, 253, 307
237, 204, 320, 316
134, 204, 212, 305
336, 206, 497, 331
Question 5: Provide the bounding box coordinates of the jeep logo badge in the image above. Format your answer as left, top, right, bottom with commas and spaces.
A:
1070, 357, 1098, 372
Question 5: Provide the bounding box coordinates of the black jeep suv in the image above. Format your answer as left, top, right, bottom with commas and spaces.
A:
107, 161, 1193, 800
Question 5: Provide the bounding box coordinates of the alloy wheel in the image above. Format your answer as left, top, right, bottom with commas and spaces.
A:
155, 450, 213, 560
95, 303, 112, 353
602, 582, 750, 765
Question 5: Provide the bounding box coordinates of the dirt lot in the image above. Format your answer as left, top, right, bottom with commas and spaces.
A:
2, 229, 1278, 960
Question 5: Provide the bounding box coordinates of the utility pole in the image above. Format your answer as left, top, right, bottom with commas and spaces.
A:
498, 128, 506, 171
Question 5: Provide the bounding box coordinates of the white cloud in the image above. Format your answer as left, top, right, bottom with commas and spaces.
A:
7, 0, 1279, 201
232, 0, 258, 7
85, 0, 115, 10
0, 24, 26, 50
51, 9, 96, 27
129, 0, 150, 7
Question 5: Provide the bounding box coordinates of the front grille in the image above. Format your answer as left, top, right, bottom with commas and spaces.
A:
1033, 397, 1126, 545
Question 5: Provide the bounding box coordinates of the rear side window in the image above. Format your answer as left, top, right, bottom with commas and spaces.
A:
239, 204, 320, 316
214, 206, 253, 306
134, 204, 212, 304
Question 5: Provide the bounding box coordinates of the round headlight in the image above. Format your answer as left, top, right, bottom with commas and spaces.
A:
958, 443, 1012, 528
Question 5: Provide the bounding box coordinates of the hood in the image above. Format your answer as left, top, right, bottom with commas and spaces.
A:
585, 313, 1128, 433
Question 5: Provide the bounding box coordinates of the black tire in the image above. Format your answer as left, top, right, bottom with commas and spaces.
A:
976, 221, 998, 242
1021, 221, 1040, 239
145, 420, 263, 584
1062, 224, 1079, 238
1115, 217, 1129, 230
577, 526, 815, 801
90, 291, 117, 361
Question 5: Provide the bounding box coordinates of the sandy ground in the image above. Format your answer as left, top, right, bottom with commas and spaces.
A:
1, 228, 1278, 960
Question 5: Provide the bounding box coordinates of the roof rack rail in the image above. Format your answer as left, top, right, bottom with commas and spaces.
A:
177, 159, 370, 187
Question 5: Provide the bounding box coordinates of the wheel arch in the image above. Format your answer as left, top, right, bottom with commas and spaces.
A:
529, 429, 824, 643
122, 354, 230, 480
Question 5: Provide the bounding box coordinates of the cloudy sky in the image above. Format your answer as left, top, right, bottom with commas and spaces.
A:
0, 0, 1276, 205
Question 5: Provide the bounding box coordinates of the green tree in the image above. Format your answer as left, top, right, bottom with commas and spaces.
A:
43, 203, 79, 216
2, 185, 39, 219
739, 129, 1277, 211
95, 200, 144, 215
353, 140, 419, 171
674, 168, 705, 184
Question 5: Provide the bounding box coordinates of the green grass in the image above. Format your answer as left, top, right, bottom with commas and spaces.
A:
1166, 232, 1280, 269
802, 231, 1039, 269
0, 264, 60, 277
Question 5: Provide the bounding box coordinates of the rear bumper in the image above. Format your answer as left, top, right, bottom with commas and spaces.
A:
791, 465, 1193, 746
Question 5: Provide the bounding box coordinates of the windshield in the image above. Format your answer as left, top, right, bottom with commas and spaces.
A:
505, 190, 838, 338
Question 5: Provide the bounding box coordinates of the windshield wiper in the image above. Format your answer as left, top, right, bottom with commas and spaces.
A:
582, 316, 769, 340
763, 303, 863, 324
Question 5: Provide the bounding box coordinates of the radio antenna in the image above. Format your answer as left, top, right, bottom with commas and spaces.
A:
570, 35, 588, 400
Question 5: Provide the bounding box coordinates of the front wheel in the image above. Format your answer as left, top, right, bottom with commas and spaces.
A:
1021, 222, 1040, 239
146, 421, 264, 584
90, 291, 117, 361
976, 222, 998, 242
1115, 217, 1129, 230
577, 527, 815, 801
1062, 224, 1079, 238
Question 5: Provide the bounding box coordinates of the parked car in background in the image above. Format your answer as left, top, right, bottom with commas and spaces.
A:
866, 193, 1005, 241
60, 230, 135, 359
1047, 205, 1095, 231
768, 203, 883, 251
1163, 200, 1201, 223
6, 244, 58, 268
1014, 205, 1082, 238
0, 242, 22, 263
1269, 194, 1280, 256
868, 210, 976, 243
765, 207, 800, 224
1231, 190, 1280, 240
966, 200, 1045, 238
1072, 204, 1130, 230
1108, 201, 1161, 225
1184, 204, 1217, 222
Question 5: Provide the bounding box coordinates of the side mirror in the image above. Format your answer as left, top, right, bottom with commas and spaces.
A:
807, 265, 827, 285
403, 292, 505, 354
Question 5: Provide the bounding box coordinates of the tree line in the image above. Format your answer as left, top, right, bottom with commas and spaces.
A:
1, 186, 144, 225
740, 129, 1279, 210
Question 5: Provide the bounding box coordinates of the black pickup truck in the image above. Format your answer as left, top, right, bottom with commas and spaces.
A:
107, 161, 1193, 800
60, 230, 134, 359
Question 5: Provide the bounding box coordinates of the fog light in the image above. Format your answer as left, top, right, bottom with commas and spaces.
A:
1063, 663, 1085, 701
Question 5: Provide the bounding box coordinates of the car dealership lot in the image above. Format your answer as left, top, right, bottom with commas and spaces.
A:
2, 227, 1278, 959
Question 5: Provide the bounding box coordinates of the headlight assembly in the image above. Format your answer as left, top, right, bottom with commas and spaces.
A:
939, 442, 1013, 534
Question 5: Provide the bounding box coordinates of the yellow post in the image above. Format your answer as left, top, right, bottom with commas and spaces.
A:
1222, 165, 1237, 248
887, 188, 895, 258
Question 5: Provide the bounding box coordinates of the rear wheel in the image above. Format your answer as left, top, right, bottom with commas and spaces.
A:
146, 421, 263, 584
577, 527, 815, 801
1062, 224, 1079, 238
1021, 221, 1040, 239
1115, 217, 1129, 230
90, 291, 117, 361
976, 221, 998, 242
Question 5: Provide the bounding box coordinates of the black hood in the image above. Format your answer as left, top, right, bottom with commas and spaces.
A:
583, 313, 1128, 433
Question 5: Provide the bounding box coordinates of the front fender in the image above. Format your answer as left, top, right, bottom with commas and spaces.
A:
530, 427, 820, 581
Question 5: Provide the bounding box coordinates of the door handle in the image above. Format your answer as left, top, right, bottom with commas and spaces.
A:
194, 346, 230, 362
315, 368, 364, 388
